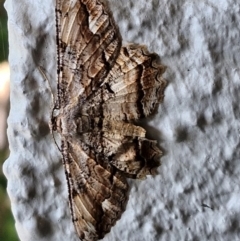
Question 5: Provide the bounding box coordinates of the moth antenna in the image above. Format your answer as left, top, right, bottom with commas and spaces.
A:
38, 66, 55, 102
38, 66, 61, 152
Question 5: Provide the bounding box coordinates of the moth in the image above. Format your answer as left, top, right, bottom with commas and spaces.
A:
53, 0, 167, 240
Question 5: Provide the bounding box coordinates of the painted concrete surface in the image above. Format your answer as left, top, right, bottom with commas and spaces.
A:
3, 0, 240, 240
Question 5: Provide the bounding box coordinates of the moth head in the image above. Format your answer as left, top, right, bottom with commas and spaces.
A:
50, 111, 62, 134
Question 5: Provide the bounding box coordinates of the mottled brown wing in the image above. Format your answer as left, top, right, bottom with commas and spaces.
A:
78, 119, 162, 178
63, 137, 128, 241
105, 44, 167, 120
77, 42, 166, 181
81, 43, 167, 121
56, 0, 122, 107
62, 120, 160, 240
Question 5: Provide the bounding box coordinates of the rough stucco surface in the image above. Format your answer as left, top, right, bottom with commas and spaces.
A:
3, 0, 240, 240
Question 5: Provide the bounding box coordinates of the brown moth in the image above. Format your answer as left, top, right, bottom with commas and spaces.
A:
53, 0, 167, 240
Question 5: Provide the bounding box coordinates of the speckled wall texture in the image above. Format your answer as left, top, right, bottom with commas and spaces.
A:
3, 0, 240, 240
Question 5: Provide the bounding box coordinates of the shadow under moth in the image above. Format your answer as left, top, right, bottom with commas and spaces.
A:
52, 0, 167, 240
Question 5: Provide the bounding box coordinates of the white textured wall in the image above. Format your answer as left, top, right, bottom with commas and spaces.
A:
3, 0, 240, 241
